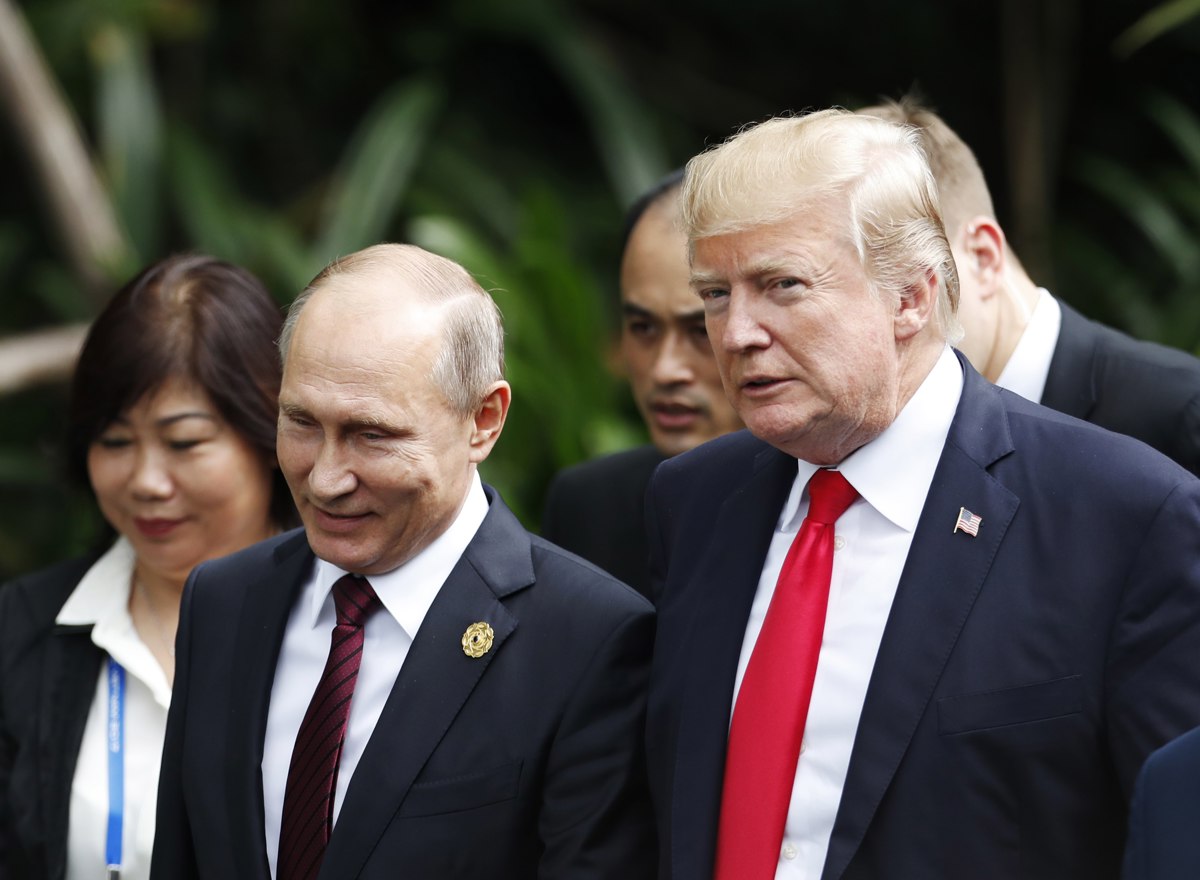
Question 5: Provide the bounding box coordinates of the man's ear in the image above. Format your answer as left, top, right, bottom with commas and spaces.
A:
468, 381, 511, 463
956, 216, 1007, 300
894, 269, 938, 342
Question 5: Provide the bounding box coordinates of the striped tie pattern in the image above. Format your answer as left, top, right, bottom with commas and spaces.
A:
278, 574, 381, 880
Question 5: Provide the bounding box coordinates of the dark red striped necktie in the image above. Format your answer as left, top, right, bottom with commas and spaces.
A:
278, 574, 381, 880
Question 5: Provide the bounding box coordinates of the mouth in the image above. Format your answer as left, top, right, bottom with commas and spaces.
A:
311, 506, 371, 534
739, 376, 790, 396
133, 517, 185, 539
649, 400, 704, 430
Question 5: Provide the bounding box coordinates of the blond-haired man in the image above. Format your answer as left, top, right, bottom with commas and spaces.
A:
645, 110, 1200, 880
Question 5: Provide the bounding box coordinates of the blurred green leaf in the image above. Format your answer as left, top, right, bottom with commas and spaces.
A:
1146, 91, 1200, 181
537, 21, 670, 205
1114, 0, 1200, 58
91, 22, 162, 260
314, 78, 443, 264
1074, 152, 1200, 281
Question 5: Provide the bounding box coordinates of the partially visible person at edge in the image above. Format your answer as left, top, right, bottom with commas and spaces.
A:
645, 108, 1200, 880
541, 170, 742, 597
1123, 723, 1200, 880
0, 254, 295, 880
859, 95, 1200, 476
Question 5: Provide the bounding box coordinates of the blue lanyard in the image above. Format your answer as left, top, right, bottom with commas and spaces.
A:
106, 657, 125, 880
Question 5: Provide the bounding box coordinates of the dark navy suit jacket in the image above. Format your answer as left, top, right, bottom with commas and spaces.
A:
541, 444, 664, 600
0, 555, 103, 880
1043, 299, 1200, 476
151, 488, 656, 879
1124, 725, 1200, 880
645, 354, 1200, 880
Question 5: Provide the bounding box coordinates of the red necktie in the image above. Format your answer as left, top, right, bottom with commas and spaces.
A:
278, 574, 381, 880
714, 469, 859, 879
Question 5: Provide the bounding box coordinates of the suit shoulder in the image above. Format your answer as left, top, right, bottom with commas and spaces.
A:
0, 555, 96, 624
653, 429, 769, 491
1089, 317, 1200, 380
528, 534, 654, 618
1144, 725, 1200, 781
545, 446, 664, 497
190, 528, 308, 584
997, 384, 1198, 498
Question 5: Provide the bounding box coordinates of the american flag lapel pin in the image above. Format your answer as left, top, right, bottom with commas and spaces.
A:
954, 507, 982, 537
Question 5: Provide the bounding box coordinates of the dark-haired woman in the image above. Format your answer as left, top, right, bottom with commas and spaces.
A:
0, 254, 296, 880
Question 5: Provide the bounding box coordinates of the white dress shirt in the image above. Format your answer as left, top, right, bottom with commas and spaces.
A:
994, 288, 1061, 404
262, 472, 490, 877
57, 537, 173, 880
732, 346, 963, 879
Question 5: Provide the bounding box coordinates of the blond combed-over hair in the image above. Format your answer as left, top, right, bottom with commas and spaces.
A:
681, 108, 962, 342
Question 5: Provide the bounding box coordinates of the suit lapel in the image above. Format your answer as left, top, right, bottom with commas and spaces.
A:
821, 362, 1021, 880
1041, 300, 1098, 419
39, 625, 104, 880
670, 444, 797, 880
226, 531, 313, 879
320, 491, 534, 880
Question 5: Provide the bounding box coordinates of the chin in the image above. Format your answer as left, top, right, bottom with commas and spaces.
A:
652, 434, 698, 458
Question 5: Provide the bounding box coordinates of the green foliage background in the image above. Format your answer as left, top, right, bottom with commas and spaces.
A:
2, 0, 1199, 578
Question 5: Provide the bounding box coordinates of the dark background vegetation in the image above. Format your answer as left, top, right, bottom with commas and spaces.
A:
2, 0, 1199, 579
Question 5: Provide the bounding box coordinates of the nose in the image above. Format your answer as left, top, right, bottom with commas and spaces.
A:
716, 292, 771, 353
129, 446, 173, 500
651, 329, 696, 387
307, 439, 358, 503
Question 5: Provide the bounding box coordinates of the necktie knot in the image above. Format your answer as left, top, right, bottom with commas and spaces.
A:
805, 469, 858, 524
333, 575, 381, 628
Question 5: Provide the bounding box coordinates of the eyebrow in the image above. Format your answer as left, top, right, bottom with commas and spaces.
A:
157, 412, 219, 429
622, 302, 705, 323
691, 257, 798, 290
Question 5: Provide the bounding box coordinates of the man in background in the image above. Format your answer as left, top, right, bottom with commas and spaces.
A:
860, 97, 1200, 475
1124, 724, 1200, 879
541, 170, 742, 597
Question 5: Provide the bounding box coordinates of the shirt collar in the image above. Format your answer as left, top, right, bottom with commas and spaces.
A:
56, 536, 136, 626
55, 536, 173, 706
306, 471, 490, 639
995, 288, 1061, 404
781, 345, 964, 534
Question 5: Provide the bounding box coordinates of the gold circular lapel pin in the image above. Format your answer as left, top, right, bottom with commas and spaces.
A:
462, 621, 494, 658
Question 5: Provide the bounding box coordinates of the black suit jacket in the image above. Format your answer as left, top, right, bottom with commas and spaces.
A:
646, 355, 1200, 880
540, 445, 664, 600
1042, 299, 1200, 475
1123, 724, 1200, 880
151, 487, 656, 879
0, 555, 104, 880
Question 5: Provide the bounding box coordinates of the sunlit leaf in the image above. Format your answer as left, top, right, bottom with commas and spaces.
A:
535, 19, 670, 205
1074, 152, 1200, 280
91, 22, 161, 260
314, 78, 443, 264
1114, 0, 1200, 58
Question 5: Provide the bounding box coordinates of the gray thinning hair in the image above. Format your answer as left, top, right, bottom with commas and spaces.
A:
279, 243, 506, 417
681, 108, 962, 343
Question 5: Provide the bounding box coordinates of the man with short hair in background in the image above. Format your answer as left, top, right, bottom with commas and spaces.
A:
860, 96, 1200, 475
542, 170, 742, 598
